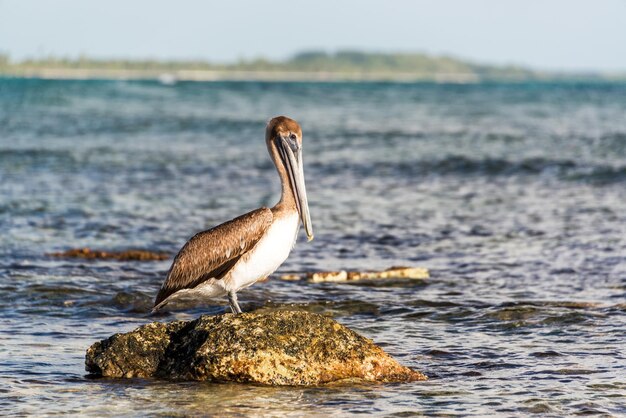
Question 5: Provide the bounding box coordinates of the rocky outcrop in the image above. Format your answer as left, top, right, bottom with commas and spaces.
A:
86, 311, 426, 385
49, 247, 169, 261
280, 266, 429, 283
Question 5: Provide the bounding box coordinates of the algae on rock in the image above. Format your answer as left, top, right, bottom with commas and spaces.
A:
86, 310, 426, 385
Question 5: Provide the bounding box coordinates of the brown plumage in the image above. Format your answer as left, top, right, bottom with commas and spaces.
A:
153, 208, 272, 309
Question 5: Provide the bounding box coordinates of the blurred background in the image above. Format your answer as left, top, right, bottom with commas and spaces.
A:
2, 0, 626, 77
1, 1, 625, 416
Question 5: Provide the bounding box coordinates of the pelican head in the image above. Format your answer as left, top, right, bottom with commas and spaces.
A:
266, 116, 314, 241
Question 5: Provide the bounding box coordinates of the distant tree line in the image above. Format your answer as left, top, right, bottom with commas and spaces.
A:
0, 51, 617, 81
0, 50, 535, 78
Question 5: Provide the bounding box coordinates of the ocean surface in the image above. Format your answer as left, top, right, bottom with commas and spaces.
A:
1, 79, 625, 416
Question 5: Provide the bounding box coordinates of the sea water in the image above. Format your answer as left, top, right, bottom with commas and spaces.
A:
1, 79, 625, 415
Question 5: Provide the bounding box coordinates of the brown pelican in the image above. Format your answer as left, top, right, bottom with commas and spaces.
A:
152, 116, 313, 314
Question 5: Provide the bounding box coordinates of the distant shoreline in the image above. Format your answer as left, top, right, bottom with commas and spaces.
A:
2, 69, 624, 83
0, 68, 487, 83
2, 51, 624, 83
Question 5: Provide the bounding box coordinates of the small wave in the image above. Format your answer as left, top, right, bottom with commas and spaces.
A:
564, 165, 626, 184
314, 128, 528, 143
1, 113, 266, 138
313, 155, 626, 184
0, 148, 78, 166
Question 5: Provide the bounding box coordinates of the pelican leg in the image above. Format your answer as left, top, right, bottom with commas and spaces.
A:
228, 291, 243, 314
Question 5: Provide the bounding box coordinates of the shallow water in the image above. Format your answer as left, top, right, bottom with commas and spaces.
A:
1, 79, 625, 416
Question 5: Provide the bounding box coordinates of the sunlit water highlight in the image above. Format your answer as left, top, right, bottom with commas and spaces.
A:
1, 79, 625, 416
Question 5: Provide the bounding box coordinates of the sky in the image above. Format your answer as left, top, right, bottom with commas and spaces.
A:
1, 0, 625, 72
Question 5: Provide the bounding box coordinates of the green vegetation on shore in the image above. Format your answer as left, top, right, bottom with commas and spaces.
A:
0, 51, 621, 82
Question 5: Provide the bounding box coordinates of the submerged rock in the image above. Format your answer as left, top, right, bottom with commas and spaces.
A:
49, 247, 169, 261
280, 266, 429, 283
86, 311, 426, 385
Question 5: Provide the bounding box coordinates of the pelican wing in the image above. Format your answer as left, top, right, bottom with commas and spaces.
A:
154, 207, 273, 308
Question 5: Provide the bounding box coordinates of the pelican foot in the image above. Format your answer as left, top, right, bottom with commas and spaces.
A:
228, 291, 243, 314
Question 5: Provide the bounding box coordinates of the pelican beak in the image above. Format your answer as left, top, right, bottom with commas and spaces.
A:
278, 136, 314, 241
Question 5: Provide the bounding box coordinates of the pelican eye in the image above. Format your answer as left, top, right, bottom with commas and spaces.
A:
289, 133, 297, 141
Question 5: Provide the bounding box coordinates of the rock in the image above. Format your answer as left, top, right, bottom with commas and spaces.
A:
347, 266, 429, 281
49, 247, 169, 261
277, 273, 302, 281
309, 270, 348, 282
86, 311, 426, 385
280, 266, 429, 283
85, 321, 187, 378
